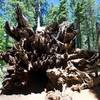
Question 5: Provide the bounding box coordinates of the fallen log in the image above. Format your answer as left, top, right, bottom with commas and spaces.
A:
0, 5, 100, 95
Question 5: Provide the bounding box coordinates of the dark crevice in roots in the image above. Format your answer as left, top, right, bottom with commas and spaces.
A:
1, 70, 48, 95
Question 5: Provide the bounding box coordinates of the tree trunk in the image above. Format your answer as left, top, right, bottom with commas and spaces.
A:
76, 19, 81, 48
5, 34, 9, 49
96, 22, 100, 52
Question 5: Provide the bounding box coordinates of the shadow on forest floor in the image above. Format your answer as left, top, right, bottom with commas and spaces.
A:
90, 85, 100, 100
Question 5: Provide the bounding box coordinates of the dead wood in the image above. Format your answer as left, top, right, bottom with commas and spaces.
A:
0, 6, 100, 95
46, 61, 94, 91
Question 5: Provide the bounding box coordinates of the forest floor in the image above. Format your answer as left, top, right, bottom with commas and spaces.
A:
0, 85, 100, 100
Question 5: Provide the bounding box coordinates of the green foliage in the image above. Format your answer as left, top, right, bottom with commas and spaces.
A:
74, 1, 86, 23
97, 5, 100, 22
0, 17, 6, 51
45, 0, 67, 24
58, 0, 67, 23
45, 5, 59, 24
0, 60, 6, 87
69, 0, 96, 50
71, 0, 87, 48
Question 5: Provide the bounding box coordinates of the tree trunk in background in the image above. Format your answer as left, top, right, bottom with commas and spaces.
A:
59, 0, 67, 23
87, 0, 96, 50
87, 35, 90, 50
97, 34, 100, 52
34, 0, 39, 30
37, 3, 41, 28
98, 34, 100, 52
96, 23, 100, 52
73, 1, 85, 49
91, 18, 96, 49
85, 16, 91, 50
89, 11, 95, 50
5, 34, 9, 50
76, 19, 81, 48
34, 0, 43, 30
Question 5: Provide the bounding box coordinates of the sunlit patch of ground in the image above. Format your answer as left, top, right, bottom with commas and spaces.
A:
0, 86, 100, 100
68, 89, 98, 100
0, 92, 46, 100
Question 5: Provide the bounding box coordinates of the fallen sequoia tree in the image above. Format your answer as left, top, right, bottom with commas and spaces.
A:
0, 5, 100, 98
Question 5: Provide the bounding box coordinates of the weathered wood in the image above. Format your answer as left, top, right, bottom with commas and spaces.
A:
5, 5, 34, 41
0, 6, 100, 95
46, 61, 94, 91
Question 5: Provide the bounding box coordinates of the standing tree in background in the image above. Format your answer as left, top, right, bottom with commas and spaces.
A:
58, 0, 67, 23
85, 0, 96, 50
70, 0, 96, 50
96, 3, 100, 52
34, 0, 45, 29
45, 4, 59, 24
45, 0, 68, 24
5, 0, 48, 30
96, 22, 100, 52
24, 0, 48, 30
97, 4, 100, 23
74, 1, 86, 48
69, 0, 86, 48
0, 0, 13, 50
